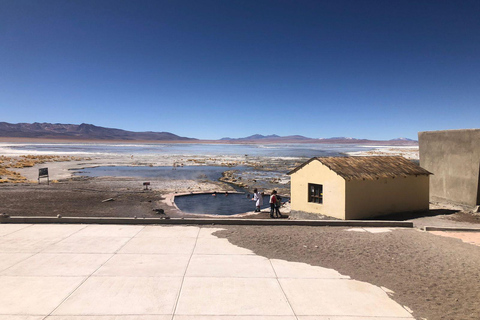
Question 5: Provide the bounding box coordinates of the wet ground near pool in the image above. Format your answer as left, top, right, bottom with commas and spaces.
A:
174, 193, 289, 215
72, 166, 244, 181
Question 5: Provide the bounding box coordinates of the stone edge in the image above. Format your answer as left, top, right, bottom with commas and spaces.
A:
424, 226, 480, 232
0, 216, 413, 228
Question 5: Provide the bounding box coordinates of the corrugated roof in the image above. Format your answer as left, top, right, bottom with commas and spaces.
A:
287, 156, 432, 180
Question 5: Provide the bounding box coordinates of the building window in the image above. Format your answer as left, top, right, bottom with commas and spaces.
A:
308, 183, 323, 204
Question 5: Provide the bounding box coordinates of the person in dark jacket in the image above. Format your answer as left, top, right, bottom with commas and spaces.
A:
269, 190, 277, 218
275, 195, 282, 218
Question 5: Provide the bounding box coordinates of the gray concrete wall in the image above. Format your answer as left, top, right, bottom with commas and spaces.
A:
419, 129, 480, 207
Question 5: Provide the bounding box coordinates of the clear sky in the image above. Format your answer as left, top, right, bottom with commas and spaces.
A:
1, 0, 479, 140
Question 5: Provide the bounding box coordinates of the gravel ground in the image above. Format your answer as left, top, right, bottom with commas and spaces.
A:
215, 226, 480, 320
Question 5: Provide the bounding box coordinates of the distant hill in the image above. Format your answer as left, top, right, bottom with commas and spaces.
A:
220, 134, 418, 145
0, 122, 196, 141
389, 137, 416, 142
220, 134, 312, 141
0, 123, 418, 145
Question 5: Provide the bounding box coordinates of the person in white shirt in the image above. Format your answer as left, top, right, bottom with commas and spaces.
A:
252, 188, 263, 212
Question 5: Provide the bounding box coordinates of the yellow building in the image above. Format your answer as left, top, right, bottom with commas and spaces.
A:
288, 156, 431, 220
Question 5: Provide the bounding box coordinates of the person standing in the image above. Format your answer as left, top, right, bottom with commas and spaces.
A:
275, 195, 282, 218
269, 190, 277, 218
252, 188, 263, 212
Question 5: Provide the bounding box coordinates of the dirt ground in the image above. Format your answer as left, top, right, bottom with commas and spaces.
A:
446, 211, 480, 224
2, 177, 479, 225
0, 179, 176, 218
364, 204, 480, 229
215, 226, 480, 320
0, 177, 290, 219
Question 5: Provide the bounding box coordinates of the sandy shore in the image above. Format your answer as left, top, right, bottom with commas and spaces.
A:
347, 146, 419, 160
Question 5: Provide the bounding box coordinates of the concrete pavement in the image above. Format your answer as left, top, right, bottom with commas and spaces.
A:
0, 224, 414, 319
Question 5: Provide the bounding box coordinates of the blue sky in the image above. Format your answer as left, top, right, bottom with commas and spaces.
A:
1, 0, 479, 140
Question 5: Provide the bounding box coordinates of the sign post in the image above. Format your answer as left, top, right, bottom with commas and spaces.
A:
38, 168, 49, 185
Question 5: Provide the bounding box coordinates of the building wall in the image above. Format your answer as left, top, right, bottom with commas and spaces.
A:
419, 129, 480, 207
290, 160, 346, 219
344, 175, 430, 219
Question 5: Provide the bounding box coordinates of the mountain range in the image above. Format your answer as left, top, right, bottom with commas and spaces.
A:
0, 122, 195, 141
0, 122, 418, 145
220, 134, 417, 145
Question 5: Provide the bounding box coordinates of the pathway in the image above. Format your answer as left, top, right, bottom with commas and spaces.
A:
0, 224, 414, 319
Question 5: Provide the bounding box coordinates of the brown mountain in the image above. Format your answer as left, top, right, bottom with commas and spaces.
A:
0, 122, 196, 141
0, 122, 418, 145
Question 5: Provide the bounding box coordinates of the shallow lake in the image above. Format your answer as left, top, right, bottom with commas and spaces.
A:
174, 193, 284, 215
1, 142, 372, 157
73, 165, 240, 181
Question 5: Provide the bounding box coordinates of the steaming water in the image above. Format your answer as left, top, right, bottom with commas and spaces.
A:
175, 193, 285, 215
73, 165, 240, 180
0, 142, 374, 157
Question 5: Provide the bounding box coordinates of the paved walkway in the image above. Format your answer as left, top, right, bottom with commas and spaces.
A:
0, 224, 414, 319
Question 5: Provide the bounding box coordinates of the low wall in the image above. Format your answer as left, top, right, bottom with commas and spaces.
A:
0, 216, 414, 227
